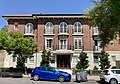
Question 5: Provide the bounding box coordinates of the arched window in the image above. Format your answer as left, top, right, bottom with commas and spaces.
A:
45, 22, 54, 34
73, 22, 82, 33
59, 22, 67, 33
25, 23, 34, 34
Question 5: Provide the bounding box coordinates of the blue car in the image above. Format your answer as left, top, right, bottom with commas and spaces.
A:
31, 66, 71, 82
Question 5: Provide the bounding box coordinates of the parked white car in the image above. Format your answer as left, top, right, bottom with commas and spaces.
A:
100, 69, 120, 84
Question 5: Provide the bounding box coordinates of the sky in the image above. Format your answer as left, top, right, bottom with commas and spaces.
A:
0, 0, 94, 29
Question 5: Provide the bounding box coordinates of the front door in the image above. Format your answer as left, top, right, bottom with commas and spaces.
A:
57, 55, 70, 69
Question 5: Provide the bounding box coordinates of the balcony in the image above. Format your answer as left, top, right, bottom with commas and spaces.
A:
58, 30, 69, 36
93, 46, 102, 52
73, 46, 84, 51
24, 33, 34, 37
44, 30, 55, 36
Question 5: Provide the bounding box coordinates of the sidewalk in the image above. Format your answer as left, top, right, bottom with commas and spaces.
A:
72, 75, 100, 81
23, 74, 100, 81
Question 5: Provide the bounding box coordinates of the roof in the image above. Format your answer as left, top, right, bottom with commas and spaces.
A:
2, 13, 89, 20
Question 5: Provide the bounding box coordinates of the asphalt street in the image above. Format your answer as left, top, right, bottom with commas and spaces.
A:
0, 78, 101, 84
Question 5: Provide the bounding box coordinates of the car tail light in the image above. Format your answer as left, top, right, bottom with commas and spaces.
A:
104, 72, 110, 75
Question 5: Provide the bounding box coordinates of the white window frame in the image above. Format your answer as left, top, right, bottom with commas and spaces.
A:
74, 37, 82, 50
28, 56, 34, 64
25, 23, 34, 34
73, 22, 82, 34
12, 57, 16, 62
93, 26, 99, 35
45, 37, 53, 50
59, 36, 68, 49
94, 56, 99, 63
14, 22, 18, 30
72, 56, 78, 64
59, 22, 68, 33
45, 22, 54, 34
111, 56, 116, 62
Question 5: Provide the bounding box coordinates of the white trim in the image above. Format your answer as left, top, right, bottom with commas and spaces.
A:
73, 22, 83, 34
59, 22, 68, 33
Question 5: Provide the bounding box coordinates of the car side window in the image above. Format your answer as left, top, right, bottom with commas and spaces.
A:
38, 67, 47, 71
116, 70, 120, 74
47, 67, 54, 72
111, 70, 116, 74
111, 70, 120, 74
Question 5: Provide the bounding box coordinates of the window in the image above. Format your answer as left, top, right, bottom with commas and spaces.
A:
28, 56, 34, 64
51, 56, 55, 63
47, 67, 54, 72
45, 38, 53, 49
74, 38, 82, 50
14, 22, 18, 30
45, 22, 54, 34
112, 70, 120, 74
25, 23, 34, 34
111, 56, 116, 62
72, 56, 78, 64
38, 66, 46, 71
59, 22, 67, 33
73, 22, 82, 33
12, 57, 16, 62
59, 36, 68, 49
94, 56, 99, 63
93, 26, 98, 34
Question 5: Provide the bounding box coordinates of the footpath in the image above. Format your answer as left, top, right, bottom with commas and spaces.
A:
23, 74, 100, 81
72, 75, 99, 81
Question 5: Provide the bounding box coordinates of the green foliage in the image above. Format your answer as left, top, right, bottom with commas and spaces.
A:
92, 70, 102, 75
0, 31, 8, 49
0, 25, 8, 32
99, 51, 111, 70
88, 0, 120, 49
76, 52, 89, 70
40, 50, 51, 66
0, 31, 38, 69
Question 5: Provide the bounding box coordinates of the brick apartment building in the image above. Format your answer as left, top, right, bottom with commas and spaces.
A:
2, 14, 120, 70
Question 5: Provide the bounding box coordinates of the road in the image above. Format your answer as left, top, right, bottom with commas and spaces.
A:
0, 78, 101, 84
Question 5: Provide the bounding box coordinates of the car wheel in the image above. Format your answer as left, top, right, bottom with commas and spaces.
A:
109, 78, 118, 84
58, 76, 65, 82
33, 74, 39, 81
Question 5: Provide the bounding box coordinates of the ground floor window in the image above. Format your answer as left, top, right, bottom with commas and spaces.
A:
28, 56, 34, 64
94, 56, 99, 63
57, 55, 70, 69
72, 56, 78, 64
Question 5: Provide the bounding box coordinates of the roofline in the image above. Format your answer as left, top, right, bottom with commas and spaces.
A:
2, 13, 89, 20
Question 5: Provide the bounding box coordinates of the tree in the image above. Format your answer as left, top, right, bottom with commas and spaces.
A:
0, 31, 37, 71
40, 50, 51, 66
0, 25, 8, 32
76, 52, 89, 70
99, 51, 111, 70
0, 31, 8, 49
88, 0, 120, 50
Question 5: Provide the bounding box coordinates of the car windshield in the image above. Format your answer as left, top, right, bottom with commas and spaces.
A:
54, 68, 59, 72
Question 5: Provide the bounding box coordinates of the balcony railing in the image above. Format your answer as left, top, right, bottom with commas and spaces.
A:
93, 46, 102, 51
44, 45, 84, 51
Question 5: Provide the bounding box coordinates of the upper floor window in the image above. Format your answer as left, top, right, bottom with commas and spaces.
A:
93, 26, 99, 35
14, 22, 18, 30
45, 38, 53, 50
59, 22, 68, 33
74, 37, 82, 50
25, 23, 34, 34
45, 22, 54, 34
73, 22, 82, 34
